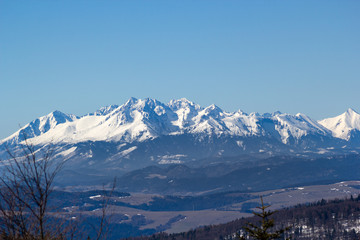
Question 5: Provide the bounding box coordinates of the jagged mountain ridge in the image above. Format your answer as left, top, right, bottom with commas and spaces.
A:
1, 98, 338, 146
1, 98, 360, 178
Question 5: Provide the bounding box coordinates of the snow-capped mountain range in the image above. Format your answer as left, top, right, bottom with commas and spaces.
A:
1, 98, 360, 176
4, 97, 356, 145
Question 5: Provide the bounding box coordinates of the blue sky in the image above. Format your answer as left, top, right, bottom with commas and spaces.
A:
1, 1, 359, 139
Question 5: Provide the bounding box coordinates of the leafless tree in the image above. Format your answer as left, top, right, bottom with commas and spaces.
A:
89, 179, 116, 240
0, 134, 117, 240
0, 135, 65, 240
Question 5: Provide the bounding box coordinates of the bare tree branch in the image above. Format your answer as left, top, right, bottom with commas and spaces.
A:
0, 133, 65, 239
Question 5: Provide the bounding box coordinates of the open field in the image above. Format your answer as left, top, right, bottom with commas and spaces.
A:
74, 180, 360, 234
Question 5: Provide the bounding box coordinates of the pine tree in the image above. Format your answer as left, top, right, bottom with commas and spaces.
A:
238, 196, 290, 240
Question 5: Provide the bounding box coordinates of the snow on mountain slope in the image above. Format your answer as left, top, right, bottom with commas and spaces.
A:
91, 104, 119, 116
272, 113, 331, 144
28, 98, 180, 144
0, 98, 342, 146
2, 111, 78, 145
190, 104, 228, 134
168, 98, 201, 131
319, 108, 360, 140
222, 111, 260, 137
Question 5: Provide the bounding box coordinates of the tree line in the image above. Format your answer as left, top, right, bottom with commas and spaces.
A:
126, 196, 360, 240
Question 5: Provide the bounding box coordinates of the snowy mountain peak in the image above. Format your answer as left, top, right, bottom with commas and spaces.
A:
345, 108, 359, 115
171, 97, 193, 104
249, 112, 261, 117
142, 98, 158, 106
234, 109, 247, 116
36, 111, 77, 133
131, 98, 164, 111
118, 98, 165, 115
122, 97, 138, 107
169, 98, 195, 106
168, 98, 201, 111
92, 105, 119, 116
2, 110, 76, 145
272, 111, 283, 116
203, 104, 223, 116
319, 109, 360, 140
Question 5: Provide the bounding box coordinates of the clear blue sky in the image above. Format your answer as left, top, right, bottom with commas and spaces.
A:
1, 1, 359, 139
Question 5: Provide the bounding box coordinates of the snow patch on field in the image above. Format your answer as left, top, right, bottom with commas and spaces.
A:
89, 195, 102, 199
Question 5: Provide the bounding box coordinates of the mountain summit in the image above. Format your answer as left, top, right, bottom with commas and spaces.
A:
318, 108, 360, 140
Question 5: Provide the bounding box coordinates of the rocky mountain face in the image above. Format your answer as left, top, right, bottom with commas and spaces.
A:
1, 98, 360, 183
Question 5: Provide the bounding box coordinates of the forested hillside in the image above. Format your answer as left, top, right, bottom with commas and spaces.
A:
126, 196, 360, 240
